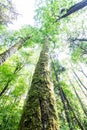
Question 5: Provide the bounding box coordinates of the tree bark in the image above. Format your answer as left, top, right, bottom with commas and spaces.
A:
18, 41, 59, 130
0, 36, 30, 66
51, 59, 74, 130
51, 59, 85, 130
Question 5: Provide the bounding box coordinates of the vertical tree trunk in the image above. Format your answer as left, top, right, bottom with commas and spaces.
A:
79, 65, 87, 78
69, 80, 87, 116
51, 59, 74, 130
61, 87, 85, 130
59, 86, 74, 130
0, 36, 30, 66
72, 70, 87, 91
51, 59, 85, 130
0, 63, 23, 97
18, 41, 59, 130
73, 74, 87, 98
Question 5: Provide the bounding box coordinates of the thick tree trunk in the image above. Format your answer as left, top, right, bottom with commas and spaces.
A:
0, 36, 30, 66
18, 41, 59, 130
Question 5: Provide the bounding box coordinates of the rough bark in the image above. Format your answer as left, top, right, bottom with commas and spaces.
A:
0, 36, 30, 66
18, 41, 59, 130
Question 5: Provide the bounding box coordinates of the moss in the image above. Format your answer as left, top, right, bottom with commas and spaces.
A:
18, 42, 59, 130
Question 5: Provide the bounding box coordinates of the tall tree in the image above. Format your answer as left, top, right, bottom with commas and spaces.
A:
18, 40, 59, 130
51, 57, 85, 130
0, 36, 31, 66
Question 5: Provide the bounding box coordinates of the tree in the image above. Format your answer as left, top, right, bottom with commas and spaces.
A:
0, 0, 87, 130
0, 35, 31, 66
18, 40, 59, 130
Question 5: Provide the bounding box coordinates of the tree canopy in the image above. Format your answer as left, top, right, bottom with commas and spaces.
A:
0, 0, 87, 130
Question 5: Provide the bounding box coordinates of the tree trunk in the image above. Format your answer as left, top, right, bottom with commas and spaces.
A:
51, 59, 74, 130
61, 87, 85, 130
51, 59, 85, 130
0, 63, 23, 97
72, 70, 87, 91
73, 74, 87, 98
18, 41, 59, 130
69, 80, 87, 116
0, 36, 30, 66
59, 86, 74, 130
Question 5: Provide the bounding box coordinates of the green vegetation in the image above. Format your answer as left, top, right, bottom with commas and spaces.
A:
0, 0, 87, 130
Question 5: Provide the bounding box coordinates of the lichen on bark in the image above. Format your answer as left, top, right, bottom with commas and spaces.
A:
18, 40, 59, 130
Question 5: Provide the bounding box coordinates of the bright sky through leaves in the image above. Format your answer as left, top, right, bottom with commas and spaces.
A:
8, 0, 35, 30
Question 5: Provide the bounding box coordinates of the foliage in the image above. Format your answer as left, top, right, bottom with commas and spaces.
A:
0, 0, 17, 25
0, 0, 87, 130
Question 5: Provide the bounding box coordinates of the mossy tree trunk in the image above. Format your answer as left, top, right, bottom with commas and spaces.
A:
0, 36, 30, 66
18, 40, 59, 130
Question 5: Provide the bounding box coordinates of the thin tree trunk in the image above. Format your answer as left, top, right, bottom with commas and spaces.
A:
69, 80, 87, 116
80, 69, 87, 78
51, 58, 74, 130
73, 74, 87, 98
72, 69, 87, 91
18, 41, 59, 130
0, 80, 11, 97
61, 87, 85, 130
59, 86, 74, 130
0, 36, 31, 66
79, 65, 87, 78
0, 63, 23, 97
51, 59, 85, 130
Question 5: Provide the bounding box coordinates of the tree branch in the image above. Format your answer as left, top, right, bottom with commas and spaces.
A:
58, 0, 87, 20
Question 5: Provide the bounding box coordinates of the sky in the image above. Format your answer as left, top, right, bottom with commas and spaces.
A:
8, 0, 35, 30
